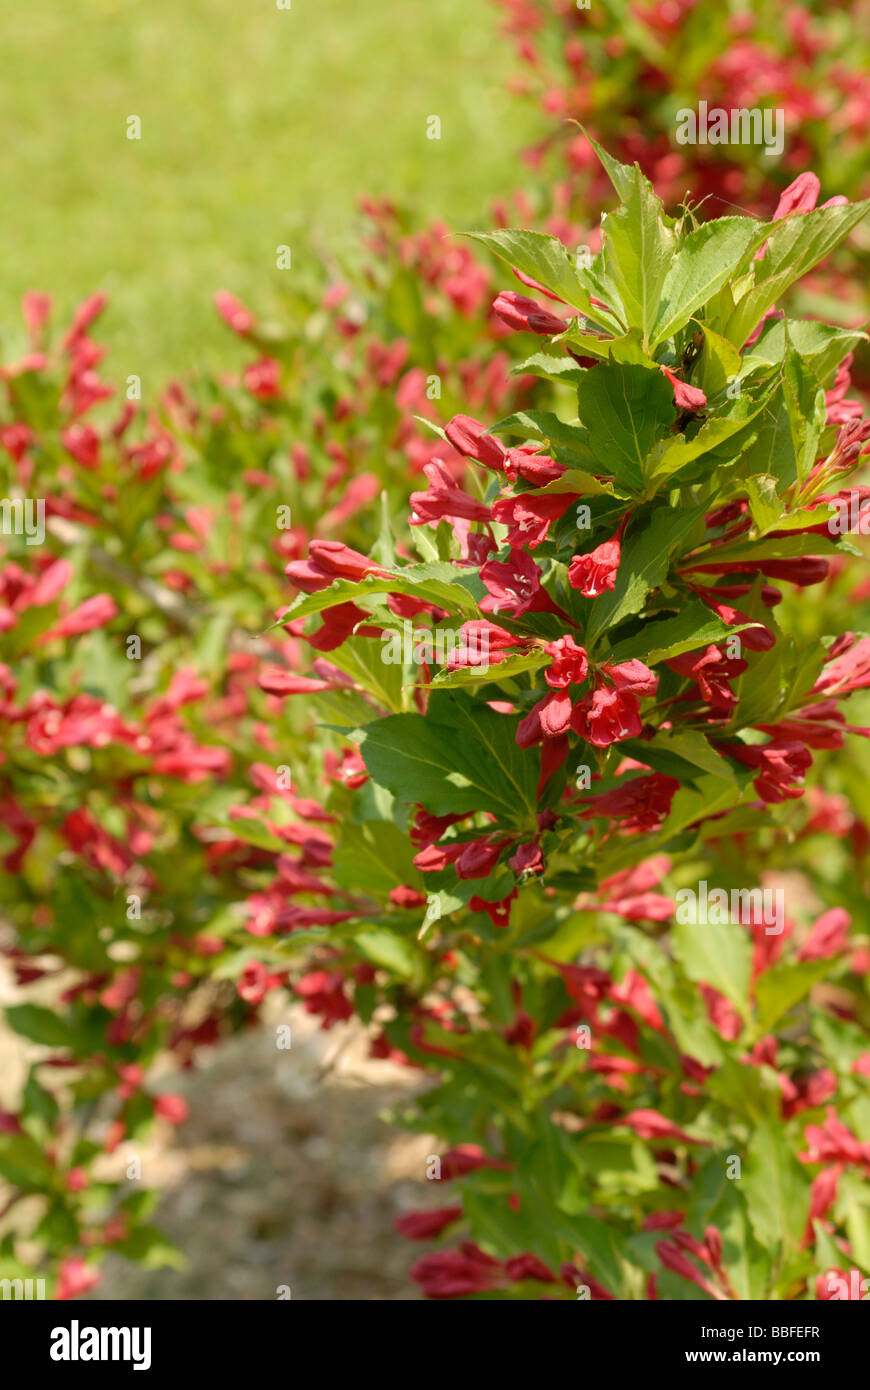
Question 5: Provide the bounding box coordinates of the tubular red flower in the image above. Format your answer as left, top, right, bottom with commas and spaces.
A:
568, 535, 621, 596
571, 684, 642, 746
492, 290, 568, 335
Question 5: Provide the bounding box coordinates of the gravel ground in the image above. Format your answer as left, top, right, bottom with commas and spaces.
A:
85, 1005, 435, 1302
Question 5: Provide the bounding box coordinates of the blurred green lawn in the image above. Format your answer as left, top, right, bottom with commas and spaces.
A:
0, 0, 534, 381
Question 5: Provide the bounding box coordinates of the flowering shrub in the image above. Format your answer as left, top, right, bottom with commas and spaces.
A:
250, 142, 870, 1299
0, 220, 546, 1293
496, 0, 870, 217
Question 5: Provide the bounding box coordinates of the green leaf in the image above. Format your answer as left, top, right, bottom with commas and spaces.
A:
583, 130, 644, 202
332, 819, 423, 896
699, 530, 843, 567
783, 343, 826, 487
430, 649, 549, 690
723, 199, 870, 350
356, 690, 538, 823
597, 160, 676, 348
556, 324, 650, 366
673, 914, 752, 1017
113, 1226, 187, 1271
489, 408, 594, 457
745, 474, 782, 532
660, 777, 743, 841
608, 601, 749, 666
646, 729, 739, 783
746, 317, 867, 389
573, 1135, 659, 1195
577, 361, 674, 491
511, 352, 584, 386
463, 229, 600, 319
327, 634, 406, 713
755, 959, 832, 1033
4, 1005, 75, 1049
279, 563, 484, 625
644, 395, 766, 492
743, 1119, 810, 1254
0, 1134, 56, 1190
353, 928, 420, 980
696, 322, 742, 397
732, 391, 789, 488
652, 217, 771, 349
838, 1174, 870, 1273
529, 468, 619, 498
23, 1072, 60, 1129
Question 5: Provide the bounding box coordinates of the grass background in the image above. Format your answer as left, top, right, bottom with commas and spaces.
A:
0, 0, 535, 380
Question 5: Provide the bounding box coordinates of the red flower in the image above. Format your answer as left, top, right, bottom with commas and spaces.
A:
444, 414, 507, 471
504, 1253, 557, 1284
410, 1242, 502, 1299
621, 1109, 702, 1145
23, 290, 52, 341
214, 289, 255, 336
662, 367, 707, 412
258, 670, 330, 696
606, 659, 658, 695
491, 490, 576, 548
62, 423, 100, 468
690, 585, 775, 651
503, 447, 565, 486
773, 171, 821, 219
571, 685, 642, 746
389, 885, 428, 909
798, 907, 851, 961
295, 970, 354, 1028
480, 548, 557, 617
56, 1257, 102, 1301
394, 1207, 463, 1240
64, 292, 108, 346
438, 1145, 512, 1179
544, 634, 588, 688
725, 739, 812, 803
40, 594, 118, 642
237, 960, 280, 1005
667, 644, 747, 712
468, 889, 517, 927
568, 534, 621, 596
655, 1242, 721, 1299
509, 842, 543, 875
243, 356, 281, 399
455, 838, 504, 880
806, 1168, 841, 1240
445, 619, 531, 671
153, 1093, 189, 1124
492, 290, 568, 335
577, 773, 679, 833
813, 636, 870, 697
681, 556, 830, 587
800, 1110, 869, 1168
410, 459, 490, 525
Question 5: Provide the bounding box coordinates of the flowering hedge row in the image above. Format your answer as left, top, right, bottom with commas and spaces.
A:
0, 217, 548, 1296
1, 1, 869, 1300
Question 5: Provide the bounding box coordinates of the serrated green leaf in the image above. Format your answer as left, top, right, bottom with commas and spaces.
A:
578, 361, 674, 492
723, 199, 870, 351
743, 1119, 810, 1254
357, 690, 538, 823
652, 217, 771, 349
